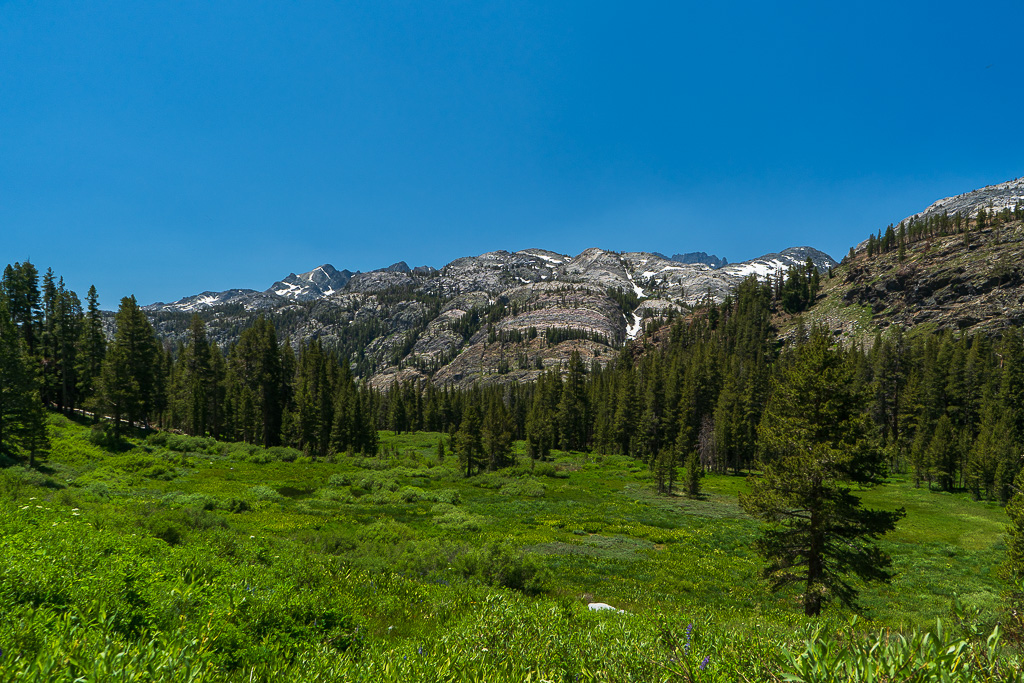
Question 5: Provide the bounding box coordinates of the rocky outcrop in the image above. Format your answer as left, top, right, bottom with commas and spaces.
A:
901, 177, 1024, 224
267, 264, 354, 301
804, 219, 1024, 342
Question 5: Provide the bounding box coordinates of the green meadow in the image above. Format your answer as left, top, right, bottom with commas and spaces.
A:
0, 414, 1019, 681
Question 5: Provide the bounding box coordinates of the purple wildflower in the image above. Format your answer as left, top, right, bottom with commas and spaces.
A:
700, 655, 710, 671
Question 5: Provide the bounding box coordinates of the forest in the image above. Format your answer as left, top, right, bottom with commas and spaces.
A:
3, 253, 1024, 680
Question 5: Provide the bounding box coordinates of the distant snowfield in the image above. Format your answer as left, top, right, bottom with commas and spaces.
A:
724, 258, 788, 279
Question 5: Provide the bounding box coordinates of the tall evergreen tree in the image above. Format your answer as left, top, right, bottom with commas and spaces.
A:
740, 331, 904, 616
557, 351, 588, 451
99, 296, 161, 433
75, 285, 106, 407
0, 301, 40, 456
455, 404, 484, 477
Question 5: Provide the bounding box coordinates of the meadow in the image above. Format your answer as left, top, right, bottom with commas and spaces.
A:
0, 414, 1020, 681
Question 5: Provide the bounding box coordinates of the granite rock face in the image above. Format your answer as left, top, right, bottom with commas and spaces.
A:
143, 244, 836, 386
901, 177, 1024, 224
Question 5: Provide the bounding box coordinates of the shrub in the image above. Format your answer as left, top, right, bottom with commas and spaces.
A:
434, 507, 484, 532
149, 518, 184, 546
88, 422, 129, 451
532, 461, 558, 478
318, 488, 354, 503
397, 486, 426, 503
328, 473, 354, 487
249, 485, 283, 502
501, 479, 546, 497
267, 446, 301, 462
453, 542, 550, 594
357, 472, 399, 492
430, 489, 462, 505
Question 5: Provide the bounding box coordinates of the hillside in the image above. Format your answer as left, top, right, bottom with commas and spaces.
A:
144, 246, 836, 386
796, 185, 1024, 342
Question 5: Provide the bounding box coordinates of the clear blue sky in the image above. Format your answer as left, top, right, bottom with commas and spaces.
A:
2, 1, 1022, 307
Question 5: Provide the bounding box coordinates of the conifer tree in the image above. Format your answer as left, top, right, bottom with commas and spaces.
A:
0, 301, 37, 455
684, 448, 703, 497
227, 316, 283, 447
482, 395, 513, 471
174, 314, 214, 436
75, 285, 106, 407
740, 331, 904, 616
557, 351, 588, 451
455, 405, 484, 477
100, 296, 160, 433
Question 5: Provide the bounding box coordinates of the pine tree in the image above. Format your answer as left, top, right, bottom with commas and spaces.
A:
455, 405, 484, 477
684, 448, 703, 497
556, 351, 588, 451
0, 301, 37, 455
174, 314, 214, 436
227, 316, 283, 447
740, 330, 904, 616
482, 395, 513, 471
75, 285, 106, 408
100, 296, 160, 433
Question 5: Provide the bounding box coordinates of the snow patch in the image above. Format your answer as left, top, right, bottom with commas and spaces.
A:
624, 269, 646, 299
625, 312, 642, 339
523, 250, 564, 264
726, 259, 787, 279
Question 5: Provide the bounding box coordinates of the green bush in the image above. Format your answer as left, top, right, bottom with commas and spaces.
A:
327, 473, 353, 487
453, 542, 550, 594
397, 486, 426, 503
249, 485, 283, 502
501, 479, 546, 498
434, 506, 485, 532
267, 446, 301, 462
430, 488, 462, 505
357, 472, 399, 492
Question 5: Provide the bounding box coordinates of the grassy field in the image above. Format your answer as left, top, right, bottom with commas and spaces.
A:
0, 414, 1019, 681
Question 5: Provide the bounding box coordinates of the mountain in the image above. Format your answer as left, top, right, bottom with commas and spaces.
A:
670, 251, 728, 268
799, 179, 1024, 340
267, 264, 354, 301
143, 244, 836, 387
900, 177, 1024, 225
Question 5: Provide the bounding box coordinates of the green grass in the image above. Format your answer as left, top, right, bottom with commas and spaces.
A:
0, 414, 1021, 681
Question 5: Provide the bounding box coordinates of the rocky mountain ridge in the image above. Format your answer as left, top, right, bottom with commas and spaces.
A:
143, 244, 835, 387
900, 177, 1024, 225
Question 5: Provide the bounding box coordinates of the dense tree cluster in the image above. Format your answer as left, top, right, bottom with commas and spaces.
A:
862, 205, 1024, 261
0, 262, 379, 460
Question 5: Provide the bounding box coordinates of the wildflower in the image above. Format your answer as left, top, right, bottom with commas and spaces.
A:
700, 655, 709, 671
418, 647, 423, 655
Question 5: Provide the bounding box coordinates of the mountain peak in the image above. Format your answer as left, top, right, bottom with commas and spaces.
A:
902, 176, 1024, 225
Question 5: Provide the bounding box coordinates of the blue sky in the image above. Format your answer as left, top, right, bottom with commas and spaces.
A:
2, 1, 1022, 307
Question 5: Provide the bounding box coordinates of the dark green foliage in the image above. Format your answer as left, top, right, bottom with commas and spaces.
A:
741, 331, 905, 616
100, 296, 162, 434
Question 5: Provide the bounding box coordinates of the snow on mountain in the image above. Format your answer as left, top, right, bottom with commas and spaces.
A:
266, 264, 354, 301
142, 289, 270, 313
